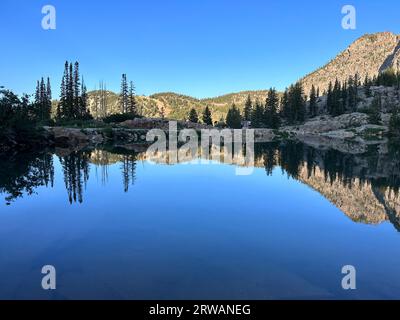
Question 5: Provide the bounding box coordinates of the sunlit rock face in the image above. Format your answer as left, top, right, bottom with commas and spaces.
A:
301, 32, 400, 95
384, 189, 400, 218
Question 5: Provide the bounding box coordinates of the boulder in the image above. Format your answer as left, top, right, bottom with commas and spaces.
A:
285, 113, 369, 135
51, 127, 89, 146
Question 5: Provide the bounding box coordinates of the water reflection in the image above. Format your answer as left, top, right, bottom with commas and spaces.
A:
1, 142, 400, 230
0, 152, 54, 204
59, 151, 90, 204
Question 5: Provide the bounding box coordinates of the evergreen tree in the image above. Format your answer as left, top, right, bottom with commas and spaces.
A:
119, 74, 129, 114
376, 68, 397, 87
354, 72, 360, 103
347, 75, 357, 111
34, 77, 51, 121
79, 78, 90, 119
34, 81, 40, 106
67, 63, 74, 118
284, 82, 305, 124
188, 108, 199, 123
397, 71, 400, 90
280, 89, 289, 120
46, 77, 52, 101
73, 62, 81, 118
389, 109, 400, 137
309, 85, 317, 117
226, 104, 242, 129
202, 106, 213, 125
243, 95, 252, 121
264, 88, 280, 128
40, 77, 46, 120
57, 62, 68, 120
128, 81, 137, 115
364, 74, 372, 97
294, 82, 306, 123
330, 78, 344, 116
45, 77, 52, 120
341, 81, 348, 113
326, 82, 333, 115
368, 95, 382, 125
57, 61, 89, 121
251, 100, 264, 128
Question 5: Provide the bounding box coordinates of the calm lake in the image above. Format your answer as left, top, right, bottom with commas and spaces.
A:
1, 141, 400, 299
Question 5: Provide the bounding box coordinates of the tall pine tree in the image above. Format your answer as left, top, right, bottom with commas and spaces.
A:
251, 100, 264, 128
226, 104, 242, 129
119, 74, 129, 114
202, 106, 213, 125
244, 95, 252, 121
128, 81, 137, 115
188, 108, 199, 123
264, 88, 280, 128
56, 61, 90, 121
309, 85, 317, 117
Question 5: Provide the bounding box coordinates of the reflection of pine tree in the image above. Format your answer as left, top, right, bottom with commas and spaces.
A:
0, 153, 55, 203
322, 149, 356, 188
263, 145, 277, 176
253, 141, 400, 199
306, 148, 316, 179
279, 141, 304, 179
59, 152, 90, 204
38, 154, 55, 188
95, 164, 109, 186
122, 154, 137, 193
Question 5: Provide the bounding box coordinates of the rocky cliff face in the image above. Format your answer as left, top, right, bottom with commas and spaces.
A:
301, 32, 400, 95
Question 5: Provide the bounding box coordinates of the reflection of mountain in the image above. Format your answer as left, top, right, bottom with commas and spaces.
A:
298, 165, 390, 225
254, 142, 400, 230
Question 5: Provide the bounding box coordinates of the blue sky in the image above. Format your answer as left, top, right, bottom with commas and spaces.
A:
1, 0, 400, 98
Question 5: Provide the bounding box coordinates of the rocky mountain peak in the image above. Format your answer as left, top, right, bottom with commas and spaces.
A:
301, 31, 400, 95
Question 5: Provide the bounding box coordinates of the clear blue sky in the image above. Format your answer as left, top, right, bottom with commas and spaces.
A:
1, 0, 400, 99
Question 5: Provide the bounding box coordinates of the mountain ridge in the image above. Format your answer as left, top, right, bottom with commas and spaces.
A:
87, 31, 400, 121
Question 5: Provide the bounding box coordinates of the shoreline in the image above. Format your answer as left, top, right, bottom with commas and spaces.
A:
0, 112, 395, 155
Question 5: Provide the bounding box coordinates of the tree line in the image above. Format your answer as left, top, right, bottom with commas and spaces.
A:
185, 68, 400, 132
187, 84, 306, 129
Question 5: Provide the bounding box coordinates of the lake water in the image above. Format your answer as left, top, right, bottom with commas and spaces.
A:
1, 141, 400, 300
